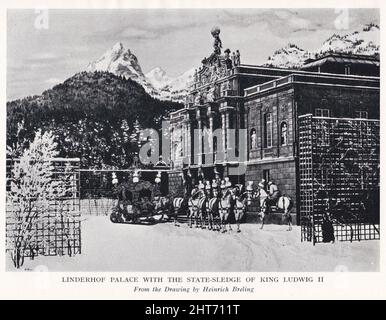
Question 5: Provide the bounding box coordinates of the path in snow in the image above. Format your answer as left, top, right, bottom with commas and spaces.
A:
7, 215, 379, 272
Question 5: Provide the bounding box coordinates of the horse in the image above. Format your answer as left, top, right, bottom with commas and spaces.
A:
188, 189, 205, 228
206, 188, 221, 231
255, 188, 294, 231
218, 188, 234, 233
232, 188, 248, 233
170, 197, 188, 227
197, 194, 209, 229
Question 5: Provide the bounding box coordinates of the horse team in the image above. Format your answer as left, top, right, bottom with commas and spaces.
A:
154, 178, 294, 232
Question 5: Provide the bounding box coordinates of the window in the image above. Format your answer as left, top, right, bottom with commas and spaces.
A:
263, 170, 270, 186
345, 65, 351, 75
355, 111, 368, 119
264, 113, 273, 148
173, 143, 179, 160
213, 136, 218, 162
280, 121, 288, 146
315, 108, 330, 117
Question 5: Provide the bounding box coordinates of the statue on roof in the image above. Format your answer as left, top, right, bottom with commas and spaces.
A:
206, 26, 222, 66
211, 26, 222, 55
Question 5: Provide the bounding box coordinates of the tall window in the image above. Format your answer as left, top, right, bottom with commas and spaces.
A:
213, 136, 218, 162
264, 113, 273, 148
180, 134, 184, 157
315, 108, 330, 117
263, 169, 270, 186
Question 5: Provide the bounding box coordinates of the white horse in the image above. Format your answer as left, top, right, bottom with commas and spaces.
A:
206, 189, 221, 231
171, 197, 188, 227
250, 187, 294, 231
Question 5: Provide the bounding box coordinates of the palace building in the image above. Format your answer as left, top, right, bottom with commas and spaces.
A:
168, 29, 380, 223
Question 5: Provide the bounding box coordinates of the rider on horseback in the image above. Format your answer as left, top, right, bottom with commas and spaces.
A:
265, 180, 281, 213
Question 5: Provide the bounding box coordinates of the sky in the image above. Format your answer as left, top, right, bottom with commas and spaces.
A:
7, 8, 379, 100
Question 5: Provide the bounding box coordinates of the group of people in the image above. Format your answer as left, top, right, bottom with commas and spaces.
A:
224, 49, 241, 69
185, 175, 281, 212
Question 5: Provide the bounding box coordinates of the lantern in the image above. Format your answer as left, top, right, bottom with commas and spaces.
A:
112, 172, 118, 185
133, 170, 140, 183
155, 171, 161, 184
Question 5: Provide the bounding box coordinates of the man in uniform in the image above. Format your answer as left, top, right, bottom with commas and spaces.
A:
266, 181, 281, 212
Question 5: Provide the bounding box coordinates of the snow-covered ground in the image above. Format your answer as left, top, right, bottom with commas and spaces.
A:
7, 215, 379, 272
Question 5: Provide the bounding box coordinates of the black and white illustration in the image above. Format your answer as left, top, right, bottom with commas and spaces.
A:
6, 8, 380, 271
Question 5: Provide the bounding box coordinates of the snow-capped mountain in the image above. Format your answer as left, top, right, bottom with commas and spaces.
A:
87, 42, 192, 102
87, 42, 158, 96
146, 67, 195, 102
265, 44, 309, 68
264, 23, 380, 68
319, 23, 379, 56
168, 68, 195, 92
145, 67, 172, 90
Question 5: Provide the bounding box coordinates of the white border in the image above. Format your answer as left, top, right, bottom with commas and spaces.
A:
0, 0, 384, 300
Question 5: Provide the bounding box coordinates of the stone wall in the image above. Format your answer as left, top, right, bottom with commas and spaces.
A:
246, 88, 295, 161
295, 85, 380, 119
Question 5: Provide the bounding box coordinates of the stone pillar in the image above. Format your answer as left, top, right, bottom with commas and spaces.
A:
244, 106, 249, 160
221, 112, 226, 157
187, 121, 191, 165
169, 126, 174, 163
225, 111, 230, 159
183, 120, 188, 163
183, 115, 188, 163
197, 116, 202, 166
209, 114, 214, 162
181, 123, 185, 158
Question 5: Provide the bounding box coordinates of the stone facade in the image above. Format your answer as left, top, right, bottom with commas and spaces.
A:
168, 51, 380, 225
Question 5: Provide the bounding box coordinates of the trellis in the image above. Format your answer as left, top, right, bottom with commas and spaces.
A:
299, 115, 380, 244
6, 158, 81, 258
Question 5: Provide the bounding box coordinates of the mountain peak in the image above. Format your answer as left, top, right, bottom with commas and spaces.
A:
265, 23, 379, 68
145, 67, 170, 90
111, 41, 124, 52
86, 42, 156, 95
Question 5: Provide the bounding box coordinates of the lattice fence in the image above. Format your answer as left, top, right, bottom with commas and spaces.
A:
6, 158, 81, 258
299, 115, 380, 244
